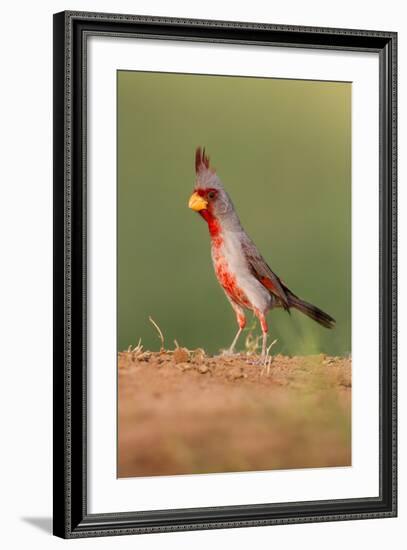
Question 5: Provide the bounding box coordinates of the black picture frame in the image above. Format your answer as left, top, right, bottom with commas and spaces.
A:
53, 10, 397, 539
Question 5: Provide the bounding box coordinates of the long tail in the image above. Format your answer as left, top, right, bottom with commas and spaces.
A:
288, 293, 335, 329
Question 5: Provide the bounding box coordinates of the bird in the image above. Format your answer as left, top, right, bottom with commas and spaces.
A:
188, 147, 335, 359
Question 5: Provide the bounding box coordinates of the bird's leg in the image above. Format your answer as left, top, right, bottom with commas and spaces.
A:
255, 313, 278, 373
260, 314, 268, 357
261, 332, 267, 357
255, 311, 270, 365
228, 327, 243, 355
226, 304, 246, 355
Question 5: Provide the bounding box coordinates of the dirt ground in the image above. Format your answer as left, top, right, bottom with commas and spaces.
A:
118, 348, 351, 478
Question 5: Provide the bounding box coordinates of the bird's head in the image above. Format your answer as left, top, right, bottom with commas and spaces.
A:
188, 147, 234, 224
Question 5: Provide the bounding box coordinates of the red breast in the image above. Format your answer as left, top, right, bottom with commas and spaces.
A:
213, 251, 251, 308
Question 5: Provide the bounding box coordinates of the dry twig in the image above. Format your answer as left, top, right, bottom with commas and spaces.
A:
149, 316, 165, 351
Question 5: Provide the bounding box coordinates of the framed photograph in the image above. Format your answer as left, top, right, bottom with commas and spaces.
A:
53, 11, 397, 538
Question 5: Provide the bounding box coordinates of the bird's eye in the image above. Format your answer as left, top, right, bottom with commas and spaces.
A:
208, 191, 216, 200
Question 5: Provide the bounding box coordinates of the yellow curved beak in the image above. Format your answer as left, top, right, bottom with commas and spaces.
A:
188, 192, 208, 212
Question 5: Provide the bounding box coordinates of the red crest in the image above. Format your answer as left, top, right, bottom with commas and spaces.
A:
195, 147, 211, 173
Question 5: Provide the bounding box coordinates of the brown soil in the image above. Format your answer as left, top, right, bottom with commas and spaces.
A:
118, 349, 351, 478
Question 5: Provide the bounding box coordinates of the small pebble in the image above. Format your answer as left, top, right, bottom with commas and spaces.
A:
179, 363, 193, 371
173, 347, 190, 364
228, 368, 245, 380
198, 365, 209, 374
192, 349, 206, 364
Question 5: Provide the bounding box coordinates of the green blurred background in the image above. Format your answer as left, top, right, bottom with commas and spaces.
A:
117, 71, 351, 356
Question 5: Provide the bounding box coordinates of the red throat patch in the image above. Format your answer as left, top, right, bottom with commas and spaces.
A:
199, 209, 221, 238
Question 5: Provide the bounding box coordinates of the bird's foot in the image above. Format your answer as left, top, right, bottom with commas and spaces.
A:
257, 339, 278, 375
260, 354, 273, 376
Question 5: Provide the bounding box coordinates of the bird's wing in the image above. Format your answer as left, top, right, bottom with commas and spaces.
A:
241, 237, 290, 310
